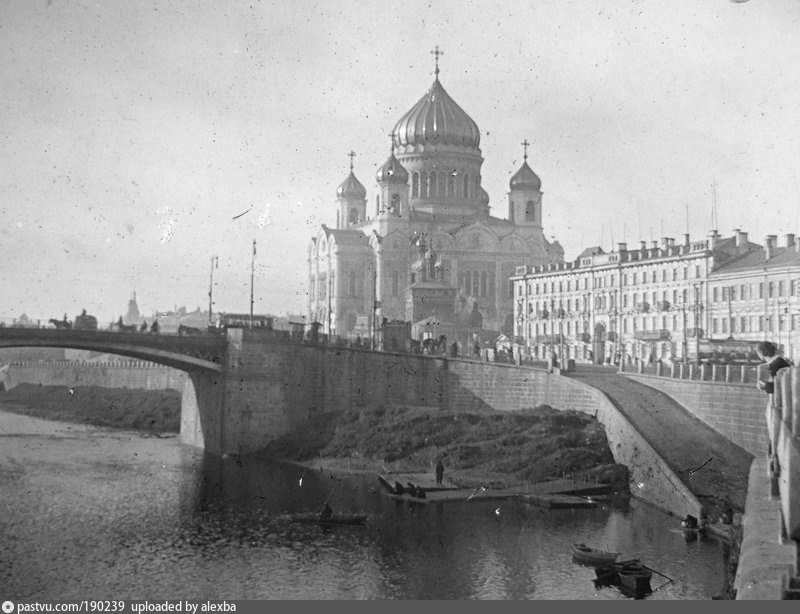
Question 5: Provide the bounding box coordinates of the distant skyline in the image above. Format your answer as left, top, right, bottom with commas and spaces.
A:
2, 0, 799, 321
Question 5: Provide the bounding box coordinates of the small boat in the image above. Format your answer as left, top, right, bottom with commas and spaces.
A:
618, 563, 653, 598
378, 474, 429, 503
593, 558, 642, 587
572, 543, 620, 566
290, 512, 368, 526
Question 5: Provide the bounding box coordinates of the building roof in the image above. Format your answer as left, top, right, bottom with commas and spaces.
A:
336, 171, 367, 199
392, 78, 481, 149
509, 160, 541, 191
713, 243, 800, 274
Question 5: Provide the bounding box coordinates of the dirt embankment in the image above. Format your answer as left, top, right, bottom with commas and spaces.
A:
259, 403, 629, 490
0, 384, 181, 433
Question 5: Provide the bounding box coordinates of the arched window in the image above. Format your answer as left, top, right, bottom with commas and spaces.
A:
464, 271, 471, 294
447, 173, 455, 197
481, 272, 487, 297
421, 172, 428, 198
429, 172, 437, 198
525, 201, 535, 222
463, 174, 469, 198
349, 271, 356, 297
412, 172, 419, 198
439, 172, 446, 197
392, 270, 399, 296
472, 271, 480, 296
348, 208, 358, 225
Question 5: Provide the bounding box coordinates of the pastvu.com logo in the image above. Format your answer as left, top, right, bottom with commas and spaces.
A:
2, 601, 15, 613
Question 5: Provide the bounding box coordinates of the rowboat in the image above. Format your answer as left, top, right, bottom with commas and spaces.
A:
593, 558, 642, 587
378, 474, 429, 503
572, 543, 620, 566
618, 563, 653, 598
290, 512, 368, 526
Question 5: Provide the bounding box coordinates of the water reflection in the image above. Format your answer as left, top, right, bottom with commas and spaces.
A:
0, 412, 728, 600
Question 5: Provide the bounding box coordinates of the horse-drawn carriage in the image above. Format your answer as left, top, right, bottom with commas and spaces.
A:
49, 309, 97, 330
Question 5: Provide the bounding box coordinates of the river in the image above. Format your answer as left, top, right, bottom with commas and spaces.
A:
0, 410, 731, 600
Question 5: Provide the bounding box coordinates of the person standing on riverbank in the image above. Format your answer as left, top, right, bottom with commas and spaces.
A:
435, 459, 445, 486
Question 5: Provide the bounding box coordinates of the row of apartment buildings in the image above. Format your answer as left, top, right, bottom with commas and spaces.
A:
510, 230, 800, 364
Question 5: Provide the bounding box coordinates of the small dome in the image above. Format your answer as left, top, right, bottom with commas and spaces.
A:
393, 79, 480, 149
376, 153, 409, 184
336, 172, 366, 199
510, 161, 541, 191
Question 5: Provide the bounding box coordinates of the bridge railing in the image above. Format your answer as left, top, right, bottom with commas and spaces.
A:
619, 358, 766, 385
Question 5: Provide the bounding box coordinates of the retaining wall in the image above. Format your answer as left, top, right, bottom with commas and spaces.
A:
621, 373, 768, 458
0, 360, 187, 392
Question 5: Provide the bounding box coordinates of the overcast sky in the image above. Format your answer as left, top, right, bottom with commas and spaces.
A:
2, 0, 799, 323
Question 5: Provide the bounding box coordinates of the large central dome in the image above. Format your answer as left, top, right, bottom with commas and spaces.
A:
392, 78, 481, 149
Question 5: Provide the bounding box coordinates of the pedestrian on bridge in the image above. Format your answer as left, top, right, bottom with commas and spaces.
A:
756, 341, 792, 394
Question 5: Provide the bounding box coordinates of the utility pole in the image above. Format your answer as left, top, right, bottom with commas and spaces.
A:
208, 255, 218, 327
250, 239, 256, 329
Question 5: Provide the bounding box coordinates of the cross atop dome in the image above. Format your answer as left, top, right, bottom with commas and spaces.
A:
521, 139, 530, 161
431, 45, 444, 78
347, 150, 356, 171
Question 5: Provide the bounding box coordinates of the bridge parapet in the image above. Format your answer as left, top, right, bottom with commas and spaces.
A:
769, 367, 800, 541
619, 359, 766, 385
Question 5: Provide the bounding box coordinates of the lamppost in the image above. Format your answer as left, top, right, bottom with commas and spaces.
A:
250, 239, 256, 329
208, 255, 218, 327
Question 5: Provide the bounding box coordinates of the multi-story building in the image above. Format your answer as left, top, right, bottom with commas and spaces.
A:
705, 232, 800, 359
510, 230, 770, 364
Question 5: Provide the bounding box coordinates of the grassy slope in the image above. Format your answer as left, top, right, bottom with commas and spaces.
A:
261, 403, 627, 486
0, 383, 181, 433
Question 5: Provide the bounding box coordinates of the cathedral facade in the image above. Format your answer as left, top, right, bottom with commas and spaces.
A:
307, 59, 563, 346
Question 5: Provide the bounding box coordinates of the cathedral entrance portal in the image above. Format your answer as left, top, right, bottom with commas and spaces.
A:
593, 323, 606, 365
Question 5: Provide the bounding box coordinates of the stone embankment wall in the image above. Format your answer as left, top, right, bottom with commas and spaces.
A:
0, 360, 187, 392
620, 373, 767, 458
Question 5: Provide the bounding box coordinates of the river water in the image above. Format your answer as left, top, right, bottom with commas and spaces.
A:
0, 410, 731, 600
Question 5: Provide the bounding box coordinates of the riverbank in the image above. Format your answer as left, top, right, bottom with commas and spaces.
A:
0, 383, 181, 433
259, 402, 630, 492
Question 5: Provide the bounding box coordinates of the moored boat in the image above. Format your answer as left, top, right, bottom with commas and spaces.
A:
618, 563, 653, 598
572, 543, 620, 566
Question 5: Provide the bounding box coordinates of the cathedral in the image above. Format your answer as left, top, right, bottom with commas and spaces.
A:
307, 51, 564, 347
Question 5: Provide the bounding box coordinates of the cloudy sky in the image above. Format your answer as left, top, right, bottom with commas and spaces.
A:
2, 0, 799, 323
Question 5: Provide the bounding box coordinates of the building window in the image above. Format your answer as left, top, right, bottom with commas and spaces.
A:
447, 174, 455, 197
481, 272, 488, 297
412, 173, 419, 198
779, 280, 786, 297
463, 174, 469, 199
525, 200, 535, 222
392, 271, 399, 297
429, 172, 437, 198
759, 283, 764, 299
740, 284, 746, 300
464, 271, 471, 294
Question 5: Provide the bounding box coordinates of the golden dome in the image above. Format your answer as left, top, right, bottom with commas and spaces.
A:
392, 78, 480, 149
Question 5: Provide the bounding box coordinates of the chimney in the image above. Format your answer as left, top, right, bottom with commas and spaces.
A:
735, 230, 748, 247
617, 242, 627, 253
668, 238, 675, 247
708, 230, 720, 250
651, 240, 658, 249
785, 233, 795, 248
683, 233, 690, 247
765, 234, 777, 260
